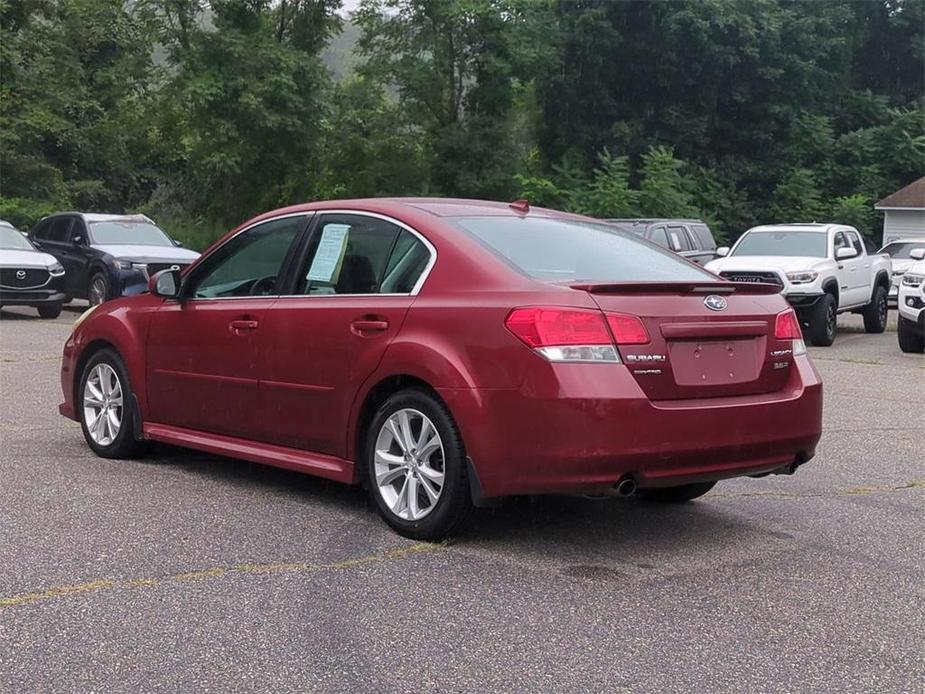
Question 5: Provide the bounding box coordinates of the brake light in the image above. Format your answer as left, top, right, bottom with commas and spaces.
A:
605, 313, 650, 345
505, 307, 618, 362
775, 309, 801, 339
774, 309, 806, 356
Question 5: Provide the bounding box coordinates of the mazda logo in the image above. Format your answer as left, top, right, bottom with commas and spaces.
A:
16, 270, 26, 280
704, 295, 728, 311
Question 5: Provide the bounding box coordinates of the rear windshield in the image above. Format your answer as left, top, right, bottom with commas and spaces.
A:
880, 241, 925, 259
89, 220, 173, 246
452, 216, 714, 282
732, 231, 827, 258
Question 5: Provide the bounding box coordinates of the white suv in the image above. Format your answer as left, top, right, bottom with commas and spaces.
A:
897, 247, 925, 353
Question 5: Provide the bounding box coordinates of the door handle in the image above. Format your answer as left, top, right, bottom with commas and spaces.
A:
350, 319, 389, 336
229, 319, 259, 335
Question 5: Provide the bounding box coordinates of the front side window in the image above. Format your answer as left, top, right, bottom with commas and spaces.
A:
847, 231, 864, 255
648, 226, 671, 249
89, 220, 173, 246
295, 214, 431, 295
47, 217, 73, 243
880, 241, 925, 259
453, 216, 715, 282
691, 223, 716, 250
667, 225, 693, 252
189, 215, 305, 298
732, 231, 827, 258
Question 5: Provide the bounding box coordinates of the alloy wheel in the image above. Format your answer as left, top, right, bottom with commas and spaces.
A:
89, 277, 107, 306
374, 408, 445, 521
83, 363, 123, 446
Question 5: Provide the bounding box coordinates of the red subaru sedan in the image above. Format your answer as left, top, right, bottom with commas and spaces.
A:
59, 199, 823, 539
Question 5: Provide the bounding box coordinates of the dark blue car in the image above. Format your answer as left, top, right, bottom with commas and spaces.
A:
29, 213, 200, 305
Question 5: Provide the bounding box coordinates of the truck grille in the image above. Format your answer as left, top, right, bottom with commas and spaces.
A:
0, 268, 50, 289
719, 271, 784, 288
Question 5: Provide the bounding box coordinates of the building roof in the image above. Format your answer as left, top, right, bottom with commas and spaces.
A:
875, 177, 925, 210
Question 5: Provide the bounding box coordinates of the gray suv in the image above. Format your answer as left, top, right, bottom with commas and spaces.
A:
604, 218, 718, 265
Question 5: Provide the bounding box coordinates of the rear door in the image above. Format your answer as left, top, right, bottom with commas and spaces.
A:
61, 216, 92, 297
146, 214, 308, 438
582, 285, 794, 401
254, 212, 434, 455
666, 224, 702, 264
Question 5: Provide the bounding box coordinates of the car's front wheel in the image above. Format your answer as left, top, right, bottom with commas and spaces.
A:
37, 303, 62, 319
366, 389, 473, 540
638, 481, 716, 503
897, 316, 925, 353
88, 272, 109, 306
78, 349, 143, 458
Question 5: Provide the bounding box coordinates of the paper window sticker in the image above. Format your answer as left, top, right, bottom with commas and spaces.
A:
306, 224, 350, 282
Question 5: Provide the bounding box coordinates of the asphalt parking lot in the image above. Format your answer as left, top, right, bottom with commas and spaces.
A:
0, 304, 922, 693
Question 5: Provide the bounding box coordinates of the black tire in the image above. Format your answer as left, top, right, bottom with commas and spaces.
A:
807, 293, 837, 346
638, 481, 716, 503
366, 388, 473, 540
37, 303, 62, 319
897, 316, 925, 353
862, 285, 888, 334
78, 348, 143, 459
88, 272, 109, 306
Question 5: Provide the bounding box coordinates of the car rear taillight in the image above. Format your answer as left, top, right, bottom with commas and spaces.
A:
605, 313, 650, 345
775, 309, 806, 355
505, 307, 648, 362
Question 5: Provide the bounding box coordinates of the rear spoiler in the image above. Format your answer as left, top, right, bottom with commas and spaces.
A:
569, 281, 782, 295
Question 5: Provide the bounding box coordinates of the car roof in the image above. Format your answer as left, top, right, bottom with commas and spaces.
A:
746, 223, 851, 233
604, 218, 705, 224
80, 212, 155, 224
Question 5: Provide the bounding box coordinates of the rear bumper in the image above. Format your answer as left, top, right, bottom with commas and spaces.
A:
439, 355, 823, 498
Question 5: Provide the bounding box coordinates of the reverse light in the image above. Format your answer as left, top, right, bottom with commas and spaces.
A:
786, 270, 818, 285
505, 307, 619, 362
775, 309, 806, 356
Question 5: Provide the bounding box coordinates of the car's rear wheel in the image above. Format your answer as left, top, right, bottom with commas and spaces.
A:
366, 389, 473, 540
807, 293, 837, 346
638, 481, 716, 503
897, 316, 925, 353
862, 285, 888, 334
37, 304, 62, 319
79, 349, 143, 458
88, 272, 109, 306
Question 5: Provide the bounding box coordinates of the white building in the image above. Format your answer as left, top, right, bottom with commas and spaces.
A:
876, 177, 925, 246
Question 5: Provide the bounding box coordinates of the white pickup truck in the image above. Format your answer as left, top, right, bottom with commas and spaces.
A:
705, 224, 892, 346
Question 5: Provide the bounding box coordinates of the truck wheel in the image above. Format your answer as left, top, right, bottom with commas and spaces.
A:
862, 286, 888, 334
37, 304, 62, 319
897, 316, 924, 353
807, 293, 837, 346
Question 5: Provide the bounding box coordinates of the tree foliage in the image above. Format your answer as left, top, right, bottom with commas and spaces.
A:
1, 0, 923, 249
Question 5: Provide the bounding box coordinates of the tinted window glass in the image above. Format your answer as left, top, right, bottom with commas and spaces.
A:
31, 219, 52, 240
732, 231, 827, 258
453, 216, 714, 282
190, 216, 304, 298
89, 220, 172, 246
648, 226, 670, 249
880, 241, 925, 259
46, 218, 73, 243
296, 215, 424, 295
667, 225, 693, 252
847, 231, 864, 255
690, 223, 716, 250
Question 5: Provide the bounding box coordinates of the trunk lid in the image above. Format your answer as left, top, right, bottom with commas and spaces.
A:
572, 281, 795, 401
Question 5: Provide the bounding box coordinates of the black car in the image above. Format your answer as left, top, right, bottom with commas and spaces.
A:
604, 218, 718, 265
29, 213, 200, 305
0, 220, 67, 318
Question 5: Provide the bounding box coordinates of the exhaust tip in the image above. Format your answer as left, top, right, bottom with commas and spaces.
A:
615, 476, 637, 497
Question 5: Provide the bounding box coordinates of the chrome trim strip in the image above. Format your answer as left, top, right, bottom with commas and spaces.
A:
184, 209, 437, 302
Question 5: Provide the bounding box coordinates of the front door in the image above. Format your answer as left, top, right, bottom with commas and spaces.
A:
254, 212, 434, 456
146, 214, 308, 439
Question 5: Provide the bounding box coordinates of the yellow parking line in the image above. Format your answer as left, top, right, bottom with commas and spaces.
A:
0, 543, 443, 610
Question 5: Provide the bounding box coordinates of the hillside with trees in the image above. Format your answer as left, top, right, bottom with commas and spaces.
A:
1, 0, 922, 247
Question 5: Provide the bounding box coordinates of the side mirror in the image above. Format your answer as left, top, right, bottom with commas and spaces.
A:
716, 246, 730, 257
172, 239, 183, 247
73, 235, 83, 244
910, 248, 925, 261
836, 247, 858, 260
149, 268, 181, 298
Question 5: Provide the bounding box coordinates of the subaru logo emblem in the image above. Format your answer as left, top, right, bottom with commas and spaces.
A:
16, 270, 26, 280
704, 295, 727, 311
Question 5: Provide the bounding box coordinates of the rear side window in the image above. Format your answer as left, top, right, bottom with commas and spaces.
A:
690, 223, 716, 250
667, 225, 693, 252
453, 216, 714, 283
648, 226, 671, 249
296, 214, 431, 295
